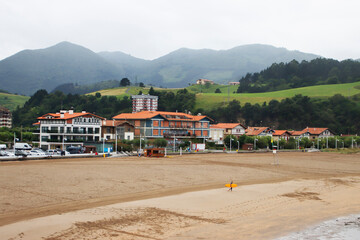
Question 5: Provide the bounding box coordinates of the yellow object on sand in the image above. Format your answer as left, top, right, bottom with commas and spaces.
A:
225, 183, 238, 188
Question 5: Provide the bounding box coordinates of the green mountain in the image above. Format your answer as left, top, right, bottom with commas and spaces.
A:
0, 42, 320, 95
0, 42, 124, 95
101, 44, 320, 88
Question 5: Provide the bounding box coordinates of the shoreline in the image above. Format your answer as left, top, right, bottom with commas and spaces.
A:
2, 177, 360, 239
1, 152, 360, 239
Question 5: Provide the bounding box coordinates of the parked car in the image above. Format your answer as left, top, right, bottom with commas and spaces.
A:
2, 150, 15, 157
14, 143, 32, 150
66, 146, 84, 154
15, 150, 29, 157
45, 149, 59, 156
0, 150, 9, 156
29, 150, 46, 156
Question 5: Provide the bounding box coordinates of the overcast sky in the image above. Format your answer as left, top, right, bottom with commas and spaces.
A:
1, 0, 359, 61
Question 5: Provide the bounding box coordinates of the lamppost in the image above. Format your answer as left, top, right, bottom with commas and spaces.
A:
317, 138, 320, 149
326, 137, 328, 149
352, 137, 355, 148
335, 138, 339, 149
254, 138, 258, 150
237, 141, 239, 151
230, 138, 234, 152
102, 137, 105, 153
173, 134, 176, 152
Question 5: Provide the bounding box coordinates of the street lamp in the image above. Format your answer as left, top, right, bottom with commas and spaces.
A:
335, 138, 339, 149
230, 138, 234, 152
254, 138, 258, 150
102, 137, 105, 153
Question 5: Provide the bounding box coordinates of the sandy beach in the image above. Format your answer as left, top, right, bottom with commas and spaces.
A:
1, 152, 360, 239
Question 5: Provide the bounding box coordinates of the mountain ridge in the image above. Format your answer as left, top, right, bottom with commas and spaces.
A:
0, 42, 321, 95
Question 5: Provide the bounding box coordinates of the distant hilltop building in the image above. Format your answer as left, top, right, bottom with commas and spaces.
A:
0, 106, 12, 128
196, 79, 214, 85
228, 82, 240, 85
132, 94, 158, 113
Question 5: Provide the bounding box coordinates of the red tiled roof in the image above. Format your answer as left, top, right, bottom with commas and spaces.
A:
305, 127, 329, 135
113, 111, 212, 122
290, 130, 307, 136
273, 130, 290, 136
211, 123, 246, 129
37, 112, 104, 120
245, 127, 270, 136
101, 120, 134, 127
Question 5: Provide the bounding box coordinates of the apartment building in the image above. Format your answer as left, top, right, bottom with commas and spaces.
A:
0, 106, 12, 128
34, 110, 104, 150
132, 94, 158, 113
112, 111, 212, 139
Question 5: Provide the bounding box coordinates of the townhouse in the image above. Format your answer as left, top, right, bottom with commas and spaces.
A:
112, 111, 212, 140
245, 127, 274, 137
210, 123, 247, 144
290, 127, 334, 140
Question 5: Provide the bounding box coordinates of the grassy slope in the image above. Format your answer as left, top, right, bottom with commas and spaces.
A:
195, 81, 360, 110
89, 81, 360, 110
0, 93, 29, 111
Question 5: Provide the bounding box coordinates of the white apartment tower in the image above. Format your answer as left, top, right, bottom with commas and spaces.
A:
132, 94, 158, 113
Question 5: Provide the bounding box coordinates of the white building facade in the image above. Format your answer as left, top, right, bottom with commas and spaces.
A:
34, 110, 104, 150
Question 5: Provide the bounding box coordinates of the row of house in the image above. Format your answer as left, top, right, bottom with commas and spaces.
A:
33, 109, 334, 150
209, 124, 334, 144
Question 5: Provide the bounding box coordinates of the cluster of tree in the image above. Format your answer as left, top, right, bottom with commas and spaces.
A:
51, 80, 120, 95
149, 87, 196, 112
237, 58, 360, 93
205, 94, 360, 135
0, 127, 35, 143
119, 78, 145, 87
115, 138, 168, 152
12, 90, 132, 127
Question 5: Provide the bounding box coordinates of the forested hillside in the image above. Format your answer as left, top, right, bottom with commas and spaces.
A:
11, 88, 360, 135
237, 58, 360, 93
205, 94, 360, 135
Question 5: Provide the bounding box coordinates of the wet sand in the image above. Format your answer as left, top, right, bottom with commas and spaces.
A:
0, 152, 360, 239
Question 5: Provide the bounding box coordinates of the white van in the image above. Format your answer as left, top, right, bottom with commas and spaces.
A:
14, 143, 32, 150
0, 144, 6, 150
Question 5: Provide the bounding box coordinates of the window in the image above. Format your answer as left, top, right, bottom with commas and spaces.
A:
95, 136, 99, 141
95, 128, 100, 134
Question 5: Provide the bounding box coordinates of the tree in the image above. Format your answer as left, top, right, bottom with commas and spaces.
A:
215, 88, 221, 93
149, 87, 155, 95
139, 82, 145, 87
95, 92, 101, 98
138, 90, 143, 95
120, 78, 131, 87
153, 138, 167, 147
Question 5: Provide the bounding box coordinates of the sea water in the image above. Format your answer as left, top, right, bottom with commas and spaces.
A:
276, 214, 360, 240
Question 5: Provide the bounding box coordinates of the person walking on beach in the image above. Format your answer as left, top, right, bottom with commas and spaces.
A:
228, 181, 233, 192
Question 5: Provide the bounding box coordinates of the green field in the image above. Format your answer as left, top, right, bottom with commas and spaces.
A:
195, 81, 360, 110
90, 81, 360, 110
88, 86, 179, 98
0, 93, 29, 111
